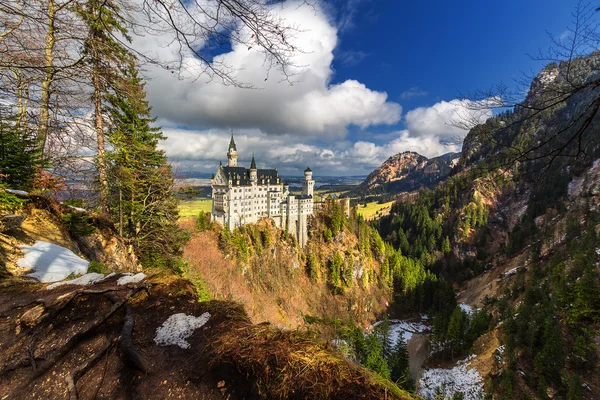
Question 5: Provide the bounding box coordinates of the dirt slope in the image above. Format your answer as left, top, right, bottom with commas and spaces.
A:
0, 275, 412, 400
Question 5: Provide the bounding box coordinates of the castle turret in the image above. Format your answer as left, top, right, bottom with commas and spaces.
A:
249, 153, 257, 183
227, 134, 238, 167
302, 167, 314, 197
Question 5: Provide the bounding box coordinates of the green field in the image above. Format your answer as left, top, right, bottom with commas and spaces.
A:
357, 201, 395, 220
178, 198, 212, 219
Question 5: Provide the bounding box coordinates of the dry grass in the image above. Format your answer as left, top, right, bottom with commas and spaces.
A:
211, 323, 412, 400
183, 228, 389, 329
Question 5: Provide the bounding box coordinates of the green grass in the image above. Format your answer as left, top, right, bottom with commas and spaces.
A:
357, 201, 395, 220
178, 198, 213, 219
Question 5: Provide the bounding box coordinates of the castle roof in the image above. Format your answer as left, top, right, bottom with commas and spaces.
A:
222, 166, 279, 186
304, 167, 312, 172
228, 134, 237, 151
250, 154, 257, 169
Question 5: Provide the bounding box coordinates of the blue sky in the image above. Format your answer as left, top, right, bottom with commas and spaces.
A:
142, 0, 580, 176
330, 0, 574, 141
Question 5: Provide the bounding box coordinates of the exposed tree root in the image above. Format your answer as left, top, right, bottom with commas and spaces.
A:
120, 304, 148, 373
10, 286, 147, 398
66, 338, 116, 400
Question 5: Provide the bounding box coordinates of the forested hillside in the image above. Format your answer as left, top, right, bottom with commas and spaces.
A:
370, 51, 600, 399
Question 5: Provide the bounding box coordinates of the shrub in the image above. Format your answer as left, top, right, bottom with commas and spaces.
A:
88, 261, 109, 274
0, 188, 26, 214
62, 212, 97, 236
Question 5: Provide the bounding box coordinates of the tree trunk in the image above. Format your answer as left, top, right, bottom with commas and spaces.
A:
38, 0, 56, 156
93, 59, 109, 215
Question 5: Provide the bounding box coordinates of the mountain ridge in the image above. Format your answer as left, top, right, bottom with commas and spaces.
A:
351, 150, 460, 197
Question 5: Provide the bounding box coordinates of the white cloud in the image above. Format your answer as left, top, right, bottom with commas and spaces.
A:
136, 0, 401, 139
160, 98, 490, 176
135, 2, 492, 176
336, 50, 369, 66
400, 87, 428, 99
405, 99, 492, 139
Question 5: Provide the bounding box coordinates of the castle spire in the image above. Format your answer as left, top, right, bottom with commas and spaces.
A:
227, 133, 238, 167
228, 131, 236, 151
250, 153, 257, 169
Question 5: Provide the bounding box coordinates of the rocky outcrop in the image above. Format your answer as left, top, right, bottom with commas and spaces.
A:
352, 151, 460, 196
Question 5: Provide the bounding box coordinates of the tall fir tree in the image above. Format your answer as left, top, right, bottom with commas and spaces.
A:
105, 66, 185, 269
0, 108, 43, 190
77, 0, 135, 214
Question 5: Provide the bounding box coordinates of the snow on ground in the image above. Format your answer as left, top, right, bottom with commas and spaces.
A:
5, 189, 28, 195
373, 319, 429, 344
458, 303, 474, 316
17, 241, 89, 283
117, 272, 146, 285
418, 355, 484, 400
154, 313, 211, 349
46, 272, 106, 290
66, 205, 87, 213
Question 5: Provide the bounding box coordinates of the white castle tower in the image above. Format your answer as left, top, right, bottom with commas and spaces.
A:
227, 134, 238, 167
302, 167, 314, 197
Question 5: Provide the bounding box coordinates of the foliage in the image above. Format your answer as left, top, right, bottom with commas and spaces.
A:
62, 212, 97, 236
196, 210, 210, 231
0, 187, 26, 214
88, 261, 109, 274
0, 112, 43, 191
105, 67, 185, 270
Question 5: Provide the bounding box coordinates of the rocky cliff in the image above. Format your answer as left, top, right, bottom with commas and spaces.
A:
352, 151, 460, 197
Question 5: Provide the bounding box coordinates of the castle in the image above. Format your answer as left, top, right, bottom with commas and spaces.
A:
211, 136, 315, 247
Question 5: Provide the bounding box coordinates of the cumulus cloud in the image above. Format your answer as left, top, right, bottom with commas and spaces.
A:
405, 99, 492, 139
136, 0, 400, 139
136, 2, 492, 176
160, 98, 490, 176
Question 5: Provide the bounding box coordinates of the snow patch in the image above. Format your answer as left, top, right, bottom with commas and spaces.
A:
5, 189, 28, 195
17, 241, 89, 283
418, 355, 484, 399
373, 319, 429, 344
46, 272, 106, 290
458, 303, 474, 316
117, 272, 146, 285
154, 313, 211, 349
67, 205, 87, 213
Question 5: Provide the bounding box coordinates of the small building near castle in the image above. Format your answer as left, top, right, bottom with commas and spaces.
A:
211, 135, 315, 247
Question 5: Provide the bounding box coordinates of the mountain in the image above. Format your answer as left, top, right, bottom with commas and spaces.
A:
351, 151, 460, 196
373, 51, 600, 399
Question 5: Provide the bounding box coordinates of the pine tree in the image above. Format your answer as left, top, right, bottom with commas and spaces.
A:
0, 111, 43, 190
374, 316, 393, 359
441, 236, 451, 254
105, 66, 185, 269
388, 335, 411, 388
330, 251, 344, 290
77, 0, 136, 213
364, 334, 390, 379
307, 251, 319, 282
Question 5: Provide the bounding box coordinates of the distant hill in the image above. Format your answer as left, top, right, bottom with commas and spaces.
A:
351, 151, 460, 196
